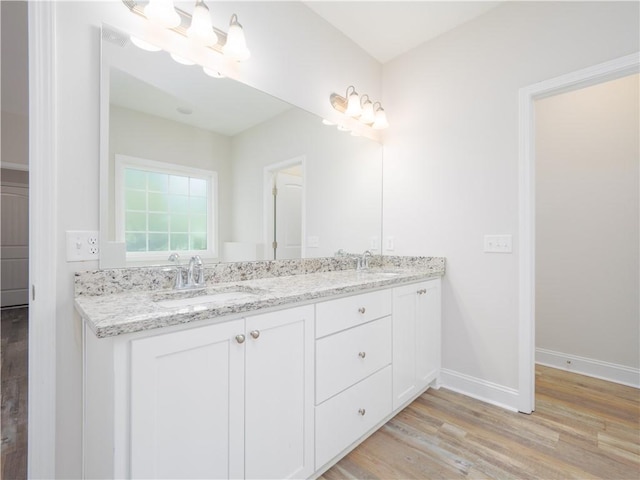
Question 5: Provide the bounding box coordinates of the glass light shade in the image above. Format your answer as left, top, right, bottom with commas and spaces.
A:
144, 0, 181, 28
187, 0, 218, 47
359, 100, 375, 124
345, 91, 362, 117
130, 36, 162, 52
336, 124, 350, 132
223, 15, 250, 61
203, 66, 225, 78
170, 53, 195, 65
322, 119, 335, 126
373, 107, 389, 129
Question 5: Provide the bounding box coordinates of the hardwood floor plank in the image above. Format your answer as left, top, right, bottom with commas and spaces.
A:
1, 307, 28, 480
323, 366, 639, 479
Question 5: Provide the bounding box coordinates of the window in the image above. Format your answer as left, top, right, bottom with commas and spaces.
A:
115, 155, 217, 260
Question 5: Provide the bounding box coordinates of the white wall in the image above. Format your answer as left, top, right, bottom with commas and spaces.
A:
51, 2, 380, 477
535, 74, 639, 371
1, 0, 28, 170
231, 107, 382, 258
382, 1, 639, 403
108, 105, 233, 247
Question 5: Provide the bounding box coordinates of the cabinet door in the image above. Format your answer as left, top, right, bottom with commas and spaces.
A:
244, 305, 315, 480
130, 319, 245, 479
392, 279, 441, 410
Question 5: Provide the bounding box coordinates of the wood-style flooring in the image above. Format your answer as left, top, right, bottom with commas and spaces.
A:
321, 365, 639, 479
1, 307, 28, 480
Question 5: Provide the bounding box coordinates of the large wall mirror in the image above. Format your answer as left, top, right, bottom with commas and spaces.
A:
100, 25, 383, 268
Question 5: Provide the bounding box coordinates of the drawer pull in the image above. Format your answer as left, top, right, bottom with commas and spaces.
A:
235, 334, 246, 344
250, 330, 260, 339
417, 289, 427, 295
358, 351, 367, 359
358, 408, 366, 416
358, 307, 366, 314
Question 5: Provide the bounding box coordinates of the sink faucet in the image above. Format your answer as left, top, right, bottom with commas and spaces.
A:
187, 255, 205, 288
168, 253, 185, 289
167, 253, 205, 290
357, 250, 373, 271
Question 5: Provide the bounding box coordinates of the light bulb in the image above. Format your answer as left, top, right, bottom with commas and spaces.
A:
223, 14, 250, 61
345, 88, 362, 117
187, 0, 218, 47
372, 107, 389, 130
144, 0, 180, 29
359, 98, 375, 124
130, 36, 162, 52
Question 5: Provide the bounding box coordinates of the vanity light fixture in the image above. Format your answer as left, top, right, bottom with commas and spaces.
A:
123, 0, 250, 62
329, 86, 389, 130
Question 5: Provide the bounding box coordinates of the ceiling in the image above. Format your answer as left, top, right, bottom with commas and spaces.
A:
304, 1, 503, 64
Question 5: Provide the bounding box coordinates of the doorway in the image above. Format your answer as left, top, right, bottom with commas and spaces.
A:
534, 74, 639, 386
264, 158, 305, 260
518, 53, 640, 413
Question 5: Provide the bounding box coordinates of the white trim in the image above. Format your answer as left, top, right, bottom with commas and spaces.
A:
518, 52, 640, 414
114, 154, 219, 261
28, 1, 57, 477
440, 368, 519, 412
1, 162, 29, 172
536, 349, 640, 389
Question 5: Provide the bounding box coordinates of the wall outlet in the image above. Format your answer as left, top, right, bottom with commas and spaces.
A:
484, 234, 512, 253
66, 231, 100, 262
370, 236, 379, 250
385, 236, 395, 251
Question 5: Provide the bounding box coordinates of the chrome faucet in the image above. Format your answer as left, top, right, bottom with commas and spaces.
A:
187, 255, 205, 288
168, 253, 185, 289
357, 250, 373, 271
167, 253, 205, 290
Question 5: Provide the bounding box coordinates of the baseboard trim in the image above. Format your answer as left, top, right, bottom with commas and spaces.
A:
536, 348, 640, 388
440, 369, 519, 412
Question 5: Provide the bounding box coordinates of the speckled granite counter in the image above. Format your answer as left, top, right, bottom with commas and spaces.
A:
75, 256, 444, 338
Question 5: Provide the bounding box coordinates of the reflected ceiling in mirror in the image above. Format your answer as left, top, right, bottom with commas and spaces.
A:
100, 24, 383, 268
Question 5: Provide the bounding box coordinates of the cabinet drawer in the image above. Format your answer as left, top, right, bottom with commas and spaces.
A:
315, 289, 392, 338
315, 365, 392, 469
316, 316, 391, 404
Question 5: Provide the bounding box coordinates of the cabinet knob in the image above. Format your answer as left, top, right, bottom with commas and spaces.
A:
358, 408, 366, 416
358, 351, 366, 359
358, 307, 366, 314
235, 334, 246, 344
417, 289, 427, 295
250, 330, 260, 339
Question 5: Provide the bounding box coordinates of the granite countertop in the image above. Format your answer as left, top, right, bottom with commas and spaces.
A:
76, 266, 443, 338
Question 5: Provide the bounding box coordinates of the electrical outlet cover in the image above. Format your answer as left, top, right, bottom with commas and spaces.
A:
66, 230, 100, 261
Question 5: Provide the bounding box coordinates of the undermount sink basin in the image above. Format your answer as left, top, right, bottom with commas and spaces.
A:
153, 286, 265, 309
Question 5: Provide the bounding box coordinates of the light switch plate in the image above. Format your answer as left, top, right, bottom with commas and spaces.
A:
385, 236, 395, 251
66, 230, 100, 261
307, 236, 319, 248
484, 234, 512, 253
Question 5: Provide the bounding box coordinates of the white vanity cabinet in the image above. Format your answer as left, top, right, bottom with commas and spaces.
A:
85, 305, 314, 480
392, 278, 442, 410
314, 290, 394, 469
83, 276, 442, 480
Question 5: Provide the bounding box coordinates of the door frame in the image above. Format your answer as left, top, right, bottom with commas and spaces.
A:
262, 156, 306, 260
28, 1, 57, 477
517, 52, 639, 413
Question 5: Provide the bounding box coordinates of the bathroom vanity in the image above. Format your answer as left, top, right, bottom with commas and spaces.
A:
76, 257, 444, 479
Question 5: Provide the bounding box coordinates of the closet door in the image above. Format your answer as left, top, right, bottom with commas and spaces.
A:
1, 184, 29, 307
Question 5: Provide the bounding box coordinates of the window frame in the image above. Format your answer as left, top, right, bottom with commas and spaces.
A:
114, 154, 218, 262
